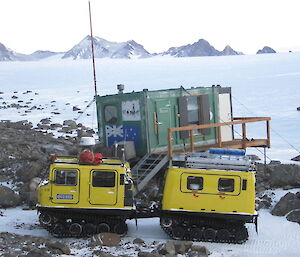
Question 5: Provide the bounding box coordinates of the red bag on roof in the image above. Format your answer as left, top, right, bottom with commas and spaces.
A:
79, 150, 103, 164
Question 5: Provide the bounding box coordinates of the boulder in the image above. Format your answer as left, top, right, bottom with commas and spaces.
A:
92, 250, 116, 257
157, 241, 176, 255
63, 120, 77, 129
271, 192, 300, 216
189, 246, 211, 257
16, 162, 43, 183
291, 155, 300, 161
173, 240, 193, 254
92, 233, 121, 247
133, 238, 145, 245
286, 210, 300, 224
256, 163, 300, 188
0, 186, 21, 208
41, 143, 66, 154
26, 249, 52, 257
45, 240, 71, 255
138, 252, 160, 257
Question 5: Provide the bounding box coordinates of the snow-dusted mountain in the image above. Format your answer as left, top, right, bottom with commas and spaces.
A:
28, 50, 62, 60
0, 42, 28, 61
62, 36, 151, 60
220, 45, 243, 56
162, 39, 242, 57
257, 46, 276, 54
0, 42, 61, 61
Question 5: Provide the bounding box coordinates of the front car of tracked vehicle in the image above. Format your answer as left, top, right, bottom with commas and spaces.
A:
37, 156, 135, 237
160, 149, 257, 243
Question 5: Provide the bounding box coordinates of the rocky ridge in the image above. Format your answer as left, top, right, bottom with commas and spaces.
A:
256, 46, 276, 54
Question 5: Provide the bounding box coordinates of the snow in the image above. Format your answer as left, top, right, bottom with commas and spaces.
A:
0, 53, 300, 255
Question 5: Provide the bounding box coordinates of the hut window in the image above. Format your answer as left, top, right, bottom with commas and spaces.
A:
187, 96, 200, 126
218, 178, 234, 192
104, 105, 118, 123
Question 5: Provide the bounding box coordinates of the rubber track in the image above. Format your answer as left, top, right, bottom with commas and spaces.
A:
160, 214, 249, 244
39, 210, 127, 238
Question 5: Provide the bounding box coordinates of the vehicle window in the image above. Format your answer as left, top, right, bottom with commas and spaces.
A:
187, 176, 203, 190
55, 170, 77, 186
218, 178, 234, 192
104, 105, 118, 123
93, 170, 116, 187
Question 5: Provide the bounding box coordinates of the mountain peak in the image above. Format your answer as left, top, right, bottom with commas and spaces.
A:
257, 46, 276, 54
163, 39, 241, 57
62, 36, 151, 60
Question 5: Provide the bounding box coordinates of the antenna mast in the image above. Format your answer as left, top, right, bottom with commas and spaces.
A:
88, 1, 98, 96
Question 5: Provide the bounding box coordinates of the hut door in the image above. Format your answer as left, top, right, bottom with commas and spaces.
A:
218, 93, 233, 141
155, 100, 171, 146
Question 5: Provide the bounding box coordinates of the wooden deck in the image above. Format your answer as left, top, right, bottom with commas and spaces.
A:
168, 117, 271, 158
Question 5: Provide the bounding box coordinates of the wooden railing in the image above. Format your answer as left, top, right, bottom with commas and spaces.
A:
167, 117, 271, 158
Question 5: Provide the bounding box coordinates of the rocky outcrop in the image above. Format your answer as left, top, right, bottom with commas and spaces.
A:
0, 186, 21, 208
256, 46, 276, 54
91, 233, 121, 247
0, 232, 71, 256
256, 162, 300, 191
286, 210, 300, 224
271, 192, 300, 216
220, 45, 243, 56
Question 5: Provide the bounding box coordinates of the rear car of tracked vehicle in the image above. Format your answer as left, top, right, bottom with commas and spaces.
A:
160, 148, 257, 243
37, 155, 135, 237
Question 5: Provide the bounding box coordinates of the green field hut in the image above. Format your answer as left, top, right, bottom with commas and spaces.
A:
95, 85, 233, 158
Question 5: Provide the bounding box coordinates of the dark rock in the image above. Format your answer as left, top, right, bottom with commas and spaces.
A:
256, 163, 300, 189
138, 252, 159, 257
157, 241, 176, 255
92, 250, 116, 257
133, 238, 145, 244
50, 123, 62, 129
297, 107, 300, 111
271, 192, 300, 216
286, 209, 300, 224
63, 120, 77, 129
45, 240, 71, 255
41, 144, 65, 154
73, 106, 81, 111
0, 185, 21, 207
16, 162, 43, 183
173, 240, 193, 254
26, 249, 52, 257
291, 155, 300, 161
92, 233, 121, 247
247, 155, 261, 161
190, 245, 211, 257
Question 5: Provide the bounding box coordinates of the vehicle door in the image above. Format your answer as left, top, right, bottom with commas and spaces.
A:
51, 168, 79, 204
89, 169, 118, 205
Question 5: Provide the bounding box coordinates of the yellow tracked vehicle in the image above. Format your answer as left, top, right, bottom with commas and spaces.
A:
160, 148, 257, 243
37, 155, 135, 237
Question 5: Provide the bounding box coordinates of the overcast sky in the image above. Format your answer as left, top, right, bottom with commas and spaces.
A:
1, 0, 300, 55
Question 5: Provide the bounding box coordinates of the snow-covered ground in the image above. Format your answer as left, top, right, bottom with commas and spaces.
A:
1, 189, 299, 257
0, 53, 299, 161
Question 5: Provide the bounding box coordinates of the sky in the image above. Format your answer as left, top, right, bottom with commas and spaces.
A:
0, 0, 300, 55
